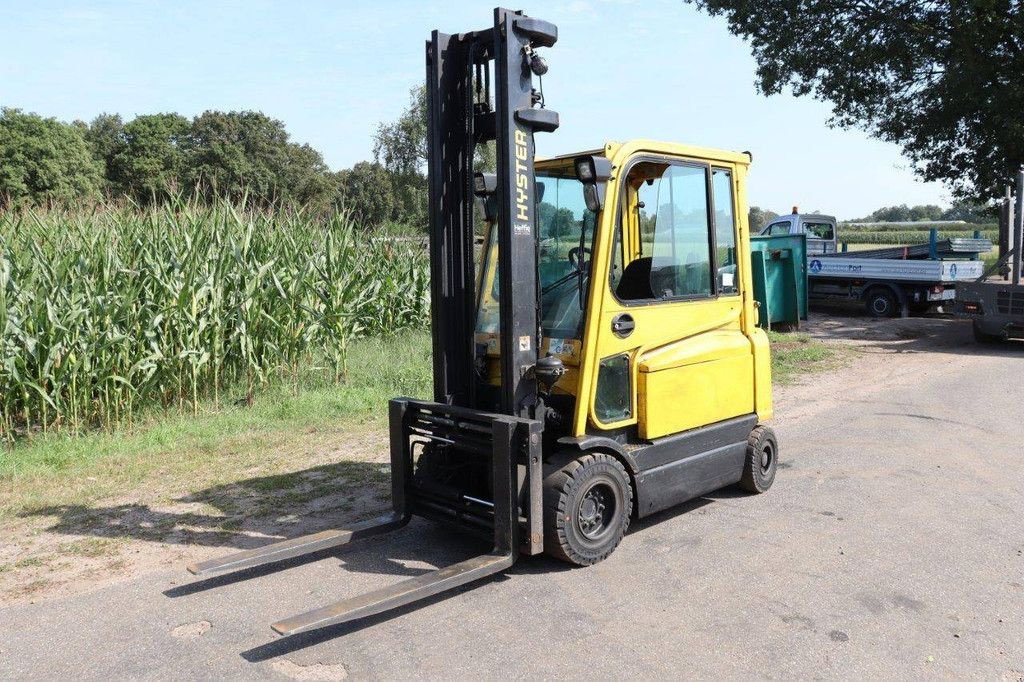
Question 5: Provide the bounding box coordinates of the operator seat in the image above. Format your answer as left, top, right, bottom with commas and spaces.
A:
616, 257, 655, 300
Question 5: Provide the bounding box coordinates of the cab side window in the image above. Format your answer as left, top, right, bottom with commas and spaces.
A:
766, 221, 791, 235
712, 168, 738, 295
616, 161, 713, 301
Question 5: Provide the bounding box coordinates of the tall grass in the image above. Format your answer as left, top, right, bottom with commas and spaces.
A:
0, 202, 429, 440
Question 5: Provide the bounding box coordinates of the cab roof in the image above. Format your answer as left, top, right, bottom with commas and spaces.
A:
537, 140, 752, 167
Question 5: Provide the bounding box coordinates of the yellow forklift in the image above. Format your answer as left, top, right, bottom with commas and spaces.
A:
188, 7, 778, 635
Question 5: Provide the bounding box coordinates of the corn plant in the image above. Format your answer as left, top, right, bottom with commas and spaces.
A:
0, 201, 430, 441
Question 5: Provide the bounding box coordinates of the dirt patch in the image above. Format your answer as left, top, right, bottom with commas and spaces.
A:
171, 620, 212, 639
0, 427, 391, 606
271, 659, 349, 681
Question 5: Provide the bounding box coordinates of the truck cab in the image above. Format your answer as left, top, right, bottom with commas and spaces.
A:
759, 210, 838, 255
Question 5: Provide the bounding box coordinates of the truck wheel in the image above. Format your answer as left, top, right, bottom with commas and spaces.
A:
543, 453, 633, 566
739, 425, 778, 494
865, 288, 897, 318
972, 322, 1002, 344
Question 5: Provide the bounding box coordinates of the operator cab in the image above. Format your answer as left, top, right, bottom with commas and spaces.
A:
474, 156, 599, 424
474, 142, 769, 446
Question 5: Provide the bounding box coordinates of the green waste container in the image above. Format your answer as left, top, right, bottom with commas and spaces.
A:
749, 233, 808, 331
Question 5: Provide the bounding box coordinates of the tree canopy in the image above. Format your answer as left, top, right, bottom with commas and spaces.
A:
111, 113, 191, 202
687, 0, 1024, 202
0, 106, 425, 225
0, 108, 103, 207
854, 200, 991, 223
748, 206, 779, 231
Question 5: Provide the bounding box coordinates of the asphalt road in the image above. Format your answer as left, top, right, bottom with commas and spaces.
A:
2, 317, 1022, 680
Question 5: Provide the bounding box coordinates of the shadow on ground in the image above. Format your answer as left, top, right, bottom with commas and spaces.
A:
802, 305, 1024, 358
21, 448, 741, 654
20, 459, 394, 551
236, 491, 724, 661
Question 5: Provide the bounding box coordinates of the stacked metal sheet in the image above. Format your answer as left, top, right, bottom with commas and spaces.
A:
829, 238, 993, 260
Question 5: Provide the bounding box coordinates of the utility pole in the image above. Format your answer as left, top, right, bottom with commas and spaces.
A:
1014, 167, 1023, 286
1000, 185, 1011, 268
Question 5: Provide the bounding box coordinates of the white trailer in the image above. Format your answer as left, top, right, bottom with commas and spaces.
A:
759, 211, 991, 317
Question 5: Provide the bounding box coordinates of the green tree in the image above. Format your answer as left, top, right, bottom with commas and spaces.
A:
336, 162, 397, 227
373, 87, 428, 176
907, 204, 944, 222
687, 1, 1024, 202
184, 110, 292, 203
941, 199, 992, 223
0, 108, 103, 208
856, 204, 946, 222
748, 206, 778, 231
372, 84, 495, 227
82, 113, 125, 185
181, 110, 334, 208
109, 113, 190, 202
281, 142, 334, 209
539, 203, 577, 239
373, 87, 428, 226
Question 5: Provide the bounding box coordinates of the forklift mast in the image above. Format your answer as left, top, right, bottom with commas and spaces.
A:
425, 7, 559, 418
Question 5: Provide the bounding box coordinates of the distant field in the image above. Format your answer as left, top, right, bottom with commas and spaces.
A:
839, 229, 997, 245
838, 222, 997, 233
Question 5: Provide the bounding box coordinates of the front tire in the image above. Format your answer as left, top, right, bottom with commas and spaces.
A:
739, 425, 778, 493
543, 453, 633, 566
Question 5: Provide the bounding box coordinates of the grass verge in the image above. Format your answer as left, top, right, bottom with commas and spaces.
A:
767, 330, 845, 385
0, 331, 431, 521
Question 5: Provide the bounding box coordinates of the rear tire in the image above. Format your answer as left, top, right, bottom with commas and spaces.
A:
865, 288, 898, 318
739, 425, 778, 494
543, 453, 633, 566
973, 322, 1002, 344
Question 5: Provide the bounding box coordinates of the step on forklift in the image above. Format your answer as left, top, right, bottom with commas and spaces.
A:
187, 7, 779, 636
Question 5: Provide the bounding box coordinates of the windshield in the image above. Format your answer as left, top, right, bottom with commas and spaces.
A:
475, 172, 597, 339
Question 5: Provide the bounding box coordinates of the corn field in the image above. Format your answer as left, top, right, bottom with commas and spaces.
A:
0, 203, 430, 440
841, 229, 998, 245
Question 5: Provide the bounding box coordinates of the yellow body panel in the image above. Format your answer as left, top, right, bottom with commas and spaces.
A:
560, 140, 773, 438
638, 331, 754, 439
750, 326, 774, 421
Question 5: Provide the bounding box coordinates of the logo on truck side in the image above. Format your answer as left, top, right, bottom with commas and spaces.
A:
809, 259, 822, 273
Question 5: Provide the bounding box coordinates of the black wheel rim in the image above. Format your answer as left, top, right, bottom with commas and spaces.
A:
576, 482, 617, 541
760, 440, 775, 474
872, 296, 889, 315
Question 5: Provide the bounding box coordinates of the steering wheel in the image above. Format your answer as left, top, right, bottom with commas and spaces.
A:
568, 246, 592, 271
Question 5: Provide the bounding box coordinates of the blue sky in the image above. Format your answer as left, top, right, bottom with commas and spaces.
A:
1, 0, 949, 218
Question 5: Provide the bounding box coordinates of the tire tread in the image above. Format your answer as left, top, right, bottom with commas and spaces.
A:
543, 453, 632, 566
